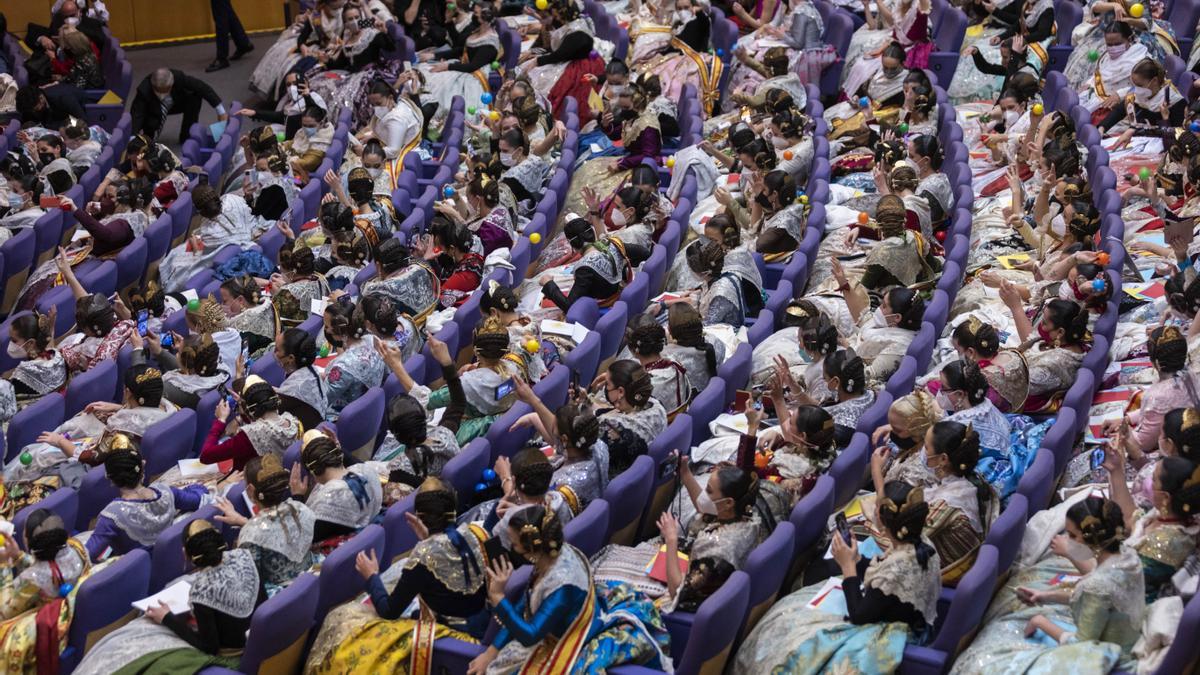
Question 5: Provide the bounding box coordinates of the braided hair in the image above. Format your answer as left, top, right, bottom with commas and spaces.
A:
1066, 496, 1127, 553
627, 315, 667, 357
413, 477, 458, 532
711, 463, 761, 520
245, 454, 291, 507
324, 301, 367, 343
125, 364, 164, 408
509, 505, 564, 559
1162, 408, 1200, 462
184, 520, 226, 568
511, 447, 556, 497
823, 349, 866, 395
608, 359, 654, 408
239, 376, 281, 419
878, 481, 936, 568
75, 293, 117, 336
179, 333, 222, 377
358, 293, 399, 335
667, 303, 717, 376
704, 214, 741, 249
554, 402, 600, 457
1148, 326, 1188, 374
104, 444, 145, 489
941, 360, 990, 407
301, 432, 345, 477
25, 510, 69, 562
929, 421, 992, 523
952, 317, 1000, 360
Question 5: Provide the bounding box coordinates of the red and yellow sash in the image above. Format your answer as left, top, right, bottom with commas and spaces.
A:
409, 600, 439, 675
518, 571, 596, 675
670, 38, 723, 115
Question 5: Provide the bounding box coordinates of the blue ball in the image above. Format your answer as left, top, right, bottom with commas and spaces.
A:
475, 482, 488, 492
716, 48, 724, 57
1092, 278, 1106, 292
481, 92, 494, 105
858, 96, 870, 108
59, 583, 74, 597
1191, 121, 1200, 133
443, 186, 455, 198
482, 468, 498, 481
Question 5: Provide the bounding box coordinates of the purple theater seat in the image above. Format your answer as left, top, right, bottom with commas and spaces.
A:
923, 290, 950, 330
747, 309, 775, 347
1061, 371, 1096, 432
1016, 449, 1055, 513
829, 433, 870, 508
638, 413, 693, 538
486, 403, 534, 460
739, 521, 795, 642
1041, 407, 1078, 477
336, 386, 385, 460
602, 455, 655, 546
33, 210, 65, 266
643, 245, 668, 298
142, 409, 197, 478
716, 343, 753, 404
114, 236, 148, 295
564, 499, 611, 557
64, 359, 119, 419
563, 326, 602, 385
315, 524, 386, 623
901, 545, 999, 674
150, 504, 220, 593
13, 486, 78, 548
441, 438, 491, 507
886, 356, 920, 398
229, 572, 320, 675
983, 493, 1027, 581
855, 392, 893, 437
595, 301, 629, 359
249, 350, 286, 386
7, 392, 66, 462
566, 297, 601, 329
927, 8, 967, 85
382, 494, 418, 565
789, 474, 835, 567
534, 364, 570, 410
818, 13, 854, 97
688, 378, 727, 445
75, 467, 121, 532
907, 323, 938, 372
612, 571, 751, 674
193, 389, 221, 454
62, 549, 151, 673
1083, 335, 1109, 384
1147, 590, 1200, 675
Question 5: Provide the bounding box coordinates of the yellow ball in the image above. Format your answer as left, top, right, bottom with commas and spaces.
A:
489, 110, 500, 121
1031, 103, 1044, 116
799, 195, 809, 204
529, 232, 542, 244
524, 339, 540, 353
535, 0, 548, 9
666, 156, 676, 168
1129, 2, 1144, 17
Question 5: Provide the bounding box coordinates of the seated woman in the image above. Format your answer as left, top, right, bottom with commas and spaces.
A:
754, 305, 837, 399
950, 317, 1029, 413
270, 247, 331, 327
360, 237, 440, 325
158, 184, 267, 293
737, 171, 811, 258
0, 312, 68, 423
220, 275, 280, 358
954, 497, 1144, 673
1103, 327, 1199, 459
461, 173, 516, 255
0, 509, 93, 669
56, 287, 134, 376
273, 328, 329, 426
183, 297, 242, 377
78, 519, 267, 673
513, 383, 610, 509
870, 389, 942, 488
856, 195, 937, 290
322, 301, 388, 420
283, 105, 334, 175
591, 360, 669, 477
540, 217, 651, 313
87, 438, 207, 561
293, 430, 384, 552
1001, 297, 1089, 412
820, 349, 877, 447
212, 454, 315, 589
670, 242, 748, 326
628, 0, 719, 106
358, 293, 423, 366
138, 332, 228, 409
625, 317, 691, 416
5, 364, 175, 488
477, 447, 578, 550
496, 128, 552, 217
417, 3, 498, 125
733, 481, 941, 673
480, 284, 549, 383
825, 43, 909, 142
467, 506, 671, 673
663, 303, 722, 395
1067, 21, 1151, 113
421, 316, 521, 445
935, 360, 1012, 467
373, 334, 466, 478
416, 218, 485, 310
354, 79, 424, 161
833, 272, 926, 382
756, 399, 839, 503
305, 478, 491, 671
201, 376, 302, 470
325, 167, 398, 249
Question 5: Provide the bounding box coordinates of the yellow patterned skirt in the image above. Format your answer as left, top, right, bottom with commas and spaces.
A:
306, 600, 477, 675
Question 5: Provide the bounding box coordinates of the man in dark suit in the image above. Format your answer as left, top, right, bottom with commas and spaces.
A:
130, 68, 227, 146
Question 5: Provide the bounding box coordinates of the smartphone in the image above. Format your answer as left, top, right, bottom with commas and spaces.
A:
483, 536, 510, 567
39, 195, 63, 209
136, 309, 148, 338
1090, 448, 1106, 471
834, 513, 852, 545
226, 394, 238, 412
658, 453, 678, 481
733, 389, 751, 413
495, 378, 515, 401
357, 17, 375, 28
160, 333, 174, 349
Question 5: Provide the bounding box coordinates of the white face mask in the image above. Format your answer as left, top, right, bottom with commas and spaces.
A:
1057, 281, 1077, 301
673, 9, 694, 24
610, 208, 627, 227
6, 340, 27, 359
1132, 85, 1154, 100
1106, 44, 1128, 59
366, 167, 382, 178
301, 126, 318, 137
1050, 213, 1066, 237
872, 307, 892, 328
373, 105, 390, 119
935, 389, 956, 412
499, 151, 516, 167
1003, 110, 1020, 127
695, 489, 720, 515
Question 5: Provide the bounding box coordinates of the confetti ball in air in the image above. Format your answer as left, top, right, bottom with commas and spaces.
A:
535, 0, 548, 9
187, 298, 200, 311
489, 110, 500, 121
1097, 252, 1111, 265
492, 60, 501, 70
1139, 167, 1152, 180
897, 122, 909, 134
59, 583, 73, 597
529, 232, 542, 244
467, 106, 477, 115
1032, 103, 1044, 116
474, 482, 488, 492
1129, 2, 1144, 17
482, 468, 498, 481
783, 150, 794, 160
319, 344, 330, 357
858, 96, 870, 108
1087, 49, 1099, 62
524, 339, 540, 353
443, 186, 455, 198
857, 211, 869, 224
481, 92, 494, 105
19, 452, 32, 466
666, 156, 676, 168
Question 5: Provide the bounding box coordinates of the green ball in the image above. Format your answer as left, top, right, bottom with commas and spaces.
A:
897, 122, 909, 134
491, 60, 501, 70
319, 344, 330, 357
187, 298, 200, 311
19, 451, 32, 466
467, 106, 477, 115
1087, 49, 1099, 62
447, 1, 455, 9
1139, 167, 1151, 180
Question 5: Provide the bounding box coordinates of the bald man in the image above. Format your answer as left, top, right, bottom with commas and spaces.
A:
130, 68, 226, 145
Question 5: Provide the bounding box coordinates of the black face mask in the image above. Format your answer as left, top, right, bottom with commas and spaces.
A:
890, 432, 917, 451
507, 549, 532, 568
325, 334, 344, 349
755, 193, 775, 209
39, 152, 56, 166
617, 108, 638, 122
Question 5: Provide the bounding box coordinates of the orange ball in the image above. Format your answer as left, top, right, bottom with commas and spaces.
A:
858, 211, 869, 224
1097, 252, 1110, 266
783, 150, 794, 160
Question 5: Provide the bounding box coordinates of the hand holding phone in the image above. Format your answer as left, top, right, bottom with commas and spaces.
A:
495, 378, 515, 401
483, 536, 510, 568
834, 513, 852, 545
136, 309, 149, 338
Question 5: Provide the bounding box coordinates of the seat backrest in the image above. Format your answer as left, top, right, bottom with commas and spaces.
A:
595, 301, 629, 358
740, 522, 795, 636
673, 570, 751, 673
1016, 449, 1055, 513
563, 498, 611, 558
601, 455, 655, 546
317, 525, 386, 622
688, 377, 727, 445
13, 485, 78, 548
441, 438, 491, 508
150, 504, 220, 593
931, 545, 999, 655
790, 474, 835, 558
239, 573, 321, 675
7, 392, 66, 462
716, 343, 752, 403
68, 549, 150, 657
141, 409, 197, 477
984, 493, 1027, 579
828, 433, 870, 509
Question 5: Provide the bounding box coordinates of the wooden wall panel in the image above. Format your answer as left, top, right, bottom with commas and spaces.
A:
5, 0, 283, 44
